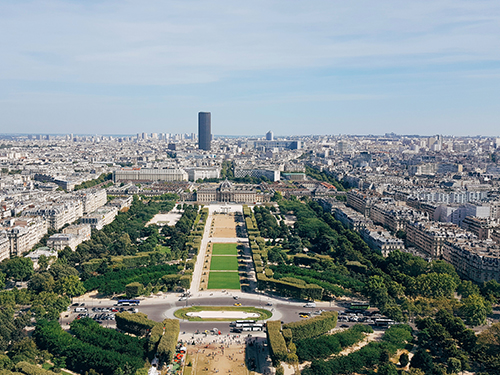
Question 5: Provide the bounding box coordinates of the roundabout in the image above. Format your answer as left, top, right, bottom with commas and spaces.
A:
174, 305, 273, 321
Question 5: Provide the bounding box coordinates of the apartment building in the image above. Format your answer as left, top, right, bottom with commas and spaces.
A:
0, 231, 10, 262
461, 217, 491, 240
443, 239, 500, 283
113, 168, 188, 182
7, 217, 48, 256
81, 207, 118, 230
334, 205, 373, 232
47, 223, 92, 251
360, 225, 405, 256
75, 189, 107, 214
369, 202, 423, 233
24, 201, 83, 230
346, 189, 380, 216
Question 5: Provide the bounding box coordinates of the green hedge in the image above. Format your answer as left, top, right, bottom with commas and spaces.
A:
157, 319, 180, 366
293, 254, 319, 267
282, 328, 292, 344
296, 324, 372, 361
256, 273, 323, 300
14, 362, 58, 375
283, 311, 338, 340
266, 321, 288, 363
148, 323, 163, 356
265, 268, 274, 278
115, 312, 157, 336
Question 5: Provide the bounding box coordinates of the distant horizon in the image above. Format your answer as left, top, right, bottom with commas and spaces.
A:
0, 133, 498, 139
1, 1, 499, 136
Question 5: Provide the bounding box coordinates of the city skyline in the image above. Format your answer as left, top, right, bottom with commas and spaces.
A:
1, 1, 500, 136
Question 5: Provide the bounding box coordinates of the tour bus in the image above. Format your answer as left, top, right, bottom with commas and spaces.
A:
349, 302, 370, 311
232, 323, 264, 332
230, 320, 256, 326
116, 299, 140, 306
374, 318, 395, 327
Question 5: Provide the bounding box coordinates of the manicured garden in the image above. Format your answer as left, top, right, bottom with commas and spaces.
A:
207, 271, 241, 289
174, 305, 272, 321
210, 255, 239, 270
212, 243, 239, 255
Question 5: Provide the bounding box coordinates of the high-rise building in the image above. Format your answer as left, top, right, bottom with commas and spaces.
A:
198, 112, 211, 151
266, 131, 274, 141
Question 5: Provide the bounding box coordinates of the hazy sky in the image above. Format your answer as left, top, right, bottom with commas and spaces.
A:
1, 1, 499, 136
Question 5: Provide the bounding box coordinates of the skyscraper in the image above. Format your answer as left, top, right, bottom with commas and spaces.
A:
266, 131, 274, 141
198, 112, 211, 151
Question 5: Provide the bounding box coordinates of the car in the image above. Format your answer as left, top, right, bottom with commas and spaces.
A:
266, 302, 273, 306
340, 324, 349, 328
179, 297, 188, 301
112, 308, 118, 312
299, 315, 309, 318
80, 303, 85, 306
233, 296, 239, 300
234, 303, 242, 306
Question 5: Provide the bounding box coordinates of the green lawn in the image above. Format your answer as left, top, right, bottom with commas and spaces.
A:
210, 255, 239, 270
208, 271, 241, 289
212, 243, 239, 255
174, 305, 272, 320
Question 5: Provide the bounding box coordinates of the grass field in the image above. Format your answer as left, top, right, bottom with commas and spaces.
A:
210, 255, 239, 270
207, 271, 241, 289
174, 305, 272, 321
212, 243, 238, 255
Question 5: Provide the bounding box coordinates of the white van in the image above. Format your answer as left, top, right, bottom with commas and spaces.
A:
304, 302, 316, 308
74, 307, 87, 313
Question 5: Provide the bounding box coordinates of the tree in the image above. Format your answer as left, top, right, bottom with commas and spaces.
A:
412, 272, 457, 298
49, 262, 79, 281
482, 279, 500, 303
459, 293, 492, 327
2, 257, 34, 281
447, 357, 462, 374
411, 349, 434, 373
55, 276, 86, 297
28, 273, 55, 293
37, 255, 49, 271
0, 272, 5, 289
378, 363, 397, 375
364, 276, 389, 307
125, 282, 144, 298
399, 352, 409, 367
457, 280, 480, 299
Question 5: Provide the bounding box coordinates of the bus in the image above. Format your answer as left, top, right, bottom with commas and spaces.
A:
350, 302, 370, 310
374, 318, 395, 327
117, 299, 140, 306
232, 323, 264, 333
230, 320, 256, 326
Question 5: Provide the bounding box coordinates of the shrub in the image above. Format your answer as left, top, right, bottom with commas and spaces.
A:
148, 323, 163, 356
15, 362, 59, 375
115, 312, 156, 336
266, 321, 287, 363
125, 282, 144, 298
283, 311, 337, 340
157, 319, 180, 366
282, 328, 292, 344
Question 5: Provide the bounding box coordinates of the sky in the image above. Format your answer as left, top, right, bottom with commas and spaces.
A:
1, 0, 500, 137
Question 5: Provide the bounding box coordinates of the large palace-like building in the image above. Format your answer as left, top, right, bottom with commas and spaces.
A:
196, 180, 271, 204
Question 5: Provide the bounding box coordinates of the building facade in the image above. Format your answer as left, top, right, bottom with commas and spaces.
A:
113, 168, 188, 183
196, 180, 271, 203
198, 112, 211, 151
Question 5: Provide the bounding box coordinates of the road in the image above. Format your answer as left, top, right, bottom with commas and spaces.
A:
61, 290, 348, 333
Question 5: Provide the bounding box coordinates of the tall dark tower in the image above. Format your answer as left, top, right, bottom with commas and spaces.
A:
198, 112, 211, 151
